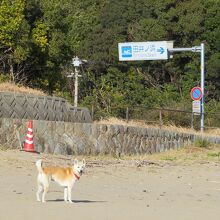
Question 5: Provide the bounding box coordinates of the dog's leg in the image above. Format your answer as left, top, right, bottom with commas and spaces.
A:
67, 186, 73, 203
41, 176, 49, 203
36, 184, 43, 202
42, 185, 49, 203
64, 187, 68, 203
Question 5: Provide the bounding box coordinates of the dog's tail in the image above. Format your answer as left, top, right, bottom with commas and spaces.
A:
36, 159, 43, 173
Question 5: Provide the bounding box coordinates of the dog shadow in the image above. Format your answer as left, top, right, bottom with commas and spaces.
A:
47, 199, 107, 203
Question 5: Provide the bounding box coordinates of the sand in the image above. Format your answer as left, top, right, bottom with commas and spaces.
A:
0, 149, 220, 220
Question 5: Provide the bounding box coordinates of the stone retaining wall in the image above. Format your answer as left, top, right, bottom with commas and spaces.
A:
1, 118, 220, 156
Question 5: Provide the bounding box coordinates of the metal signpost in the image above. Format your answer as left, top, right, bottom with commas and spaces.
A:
190, 86, 202, 129
191, 87, 202, 115
169, 44, 205, 132
118, 42, 205, 131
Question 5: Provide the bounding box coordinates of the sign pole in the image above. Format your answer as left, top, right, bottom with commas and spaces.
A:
200, 43, 205, 132
118, 41, 205, 131
169, 45, 205, 131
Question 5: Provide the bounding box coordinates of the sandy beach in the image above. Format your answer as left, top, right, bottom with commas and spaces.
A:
0, 149, 220, 220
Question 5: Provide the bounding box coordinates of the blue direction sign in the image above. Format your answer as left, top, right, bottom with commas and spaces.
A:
191, 87, 202, 101
118, 41, 168, 61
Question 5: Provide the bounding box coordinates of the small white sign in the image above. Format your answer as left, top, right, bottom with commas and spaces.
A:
118, 41, 169, 61
192, 100, 201, 114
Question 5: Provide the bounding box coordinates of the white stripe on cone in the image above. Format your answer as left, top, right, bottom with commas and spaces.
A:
26, 133, 33, 138
25, 139, 33, 144
28, 128, 33, 132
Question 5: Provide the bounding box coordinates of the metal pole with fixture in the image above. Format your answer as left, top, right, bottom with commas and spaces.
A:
168, 43, 205, 132
67, 56, 87, 107
72, 56, 82, 107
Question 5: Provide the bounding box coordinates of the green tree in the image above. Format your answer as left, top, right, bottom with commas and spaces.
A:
0, 0, 30, 82
202, 0, 220, 100
1, 0, 220, 119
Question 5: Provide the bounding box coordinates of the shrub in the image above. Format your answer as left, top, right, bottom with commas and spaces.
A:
194, 138, 210, 148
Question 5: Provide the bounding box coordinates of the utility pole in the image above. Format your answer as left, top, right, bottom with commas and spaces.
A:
72, 57, 81, 107
67, 56, 87, 107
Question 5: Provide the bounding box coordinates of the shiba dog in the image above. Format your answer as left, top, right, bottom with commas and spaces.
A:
36, 159, 86, 203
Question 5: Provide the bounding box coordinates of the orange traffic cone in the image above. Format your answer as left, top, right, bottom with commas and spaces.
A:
23, 120, 36, 153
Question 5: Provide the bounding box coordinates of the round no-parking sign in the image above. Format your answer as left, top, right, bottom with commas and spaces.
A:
190, 87, 202, 101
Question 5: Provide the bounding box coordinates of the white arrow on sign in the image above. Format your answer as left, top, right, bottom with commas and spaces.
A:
118, 41, 171, 61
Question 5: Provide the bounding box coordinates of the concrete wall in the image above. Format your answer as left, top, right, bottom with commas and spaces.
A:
1, 118, 220, 156
0, 92, 92, 123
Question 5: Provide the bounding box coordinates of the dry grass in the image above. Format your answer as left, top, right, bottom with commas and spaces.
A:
96, 117, 220, 137
205, 128, 220, 136
117, 144, 220, 166
59, 144, 220, 165
0, 82, 46, 96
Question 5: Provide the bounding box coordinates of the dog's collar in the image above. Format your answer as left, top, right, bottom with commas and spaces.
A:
73, 171, 80, 180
